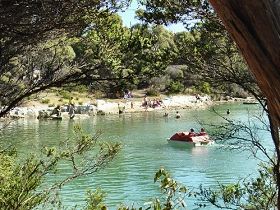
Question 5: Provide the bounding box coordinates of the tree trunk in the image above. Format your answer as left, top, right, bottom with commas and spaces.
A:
208, 0, 280, 208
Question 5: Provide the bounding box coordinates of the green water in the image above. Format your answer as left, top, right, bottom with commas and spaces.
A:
0, 103, 272, 209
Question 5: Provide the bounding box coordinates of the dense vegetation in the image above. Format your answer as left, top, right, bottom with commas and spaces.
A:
0, 2, 256, 116
0, 0, 279, 209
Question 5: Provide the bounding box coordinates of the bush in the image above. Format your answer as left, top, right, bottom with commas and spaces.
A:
0, 127, 121, 209
146, 87, 160, 96
149, 76, 171, 91
195, 82, 211, 94
59, 90, 71, 100
167, 81, 184, 94
41, 98, 50, 104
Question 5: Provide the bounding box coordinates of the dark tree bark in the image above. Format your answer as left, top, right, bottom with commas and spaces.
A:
209, 0, 280, 208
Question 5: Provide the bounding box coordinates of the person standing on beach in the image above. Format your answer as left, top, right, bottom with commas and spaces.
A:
51, 105, 61, 117
69, 103, 75, 119
118, 102, 125, 114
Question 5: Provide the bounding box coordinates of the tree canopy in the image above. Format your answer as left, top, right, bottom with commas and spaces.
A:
1, 0, 280, 208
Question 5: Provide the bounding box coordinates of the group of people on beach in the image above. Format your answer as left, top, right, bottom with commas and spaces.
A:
123, 90, 133, 99
50, 97, 75, 119
142, 95, 163, 109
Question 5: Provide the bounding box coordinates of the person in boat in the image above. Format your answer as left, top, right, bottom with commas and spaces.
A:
175, 111, 181, 119
199, 128, 207, 136
188, 128, 195, 136
51, 105, 61, 117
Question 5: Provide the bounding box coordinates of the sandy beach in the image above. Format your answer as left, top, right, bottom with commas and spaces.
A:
3, 90, 256, 120
4, 93, 213, 119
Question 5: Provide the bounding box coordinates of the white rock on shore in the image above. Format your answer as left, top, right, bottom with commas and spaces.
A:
3, 95, 212, 119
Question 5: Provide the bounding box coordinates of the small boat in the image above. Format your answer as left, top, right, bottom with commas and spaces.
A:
243, 101, 258, 105
168, 132, 214, 146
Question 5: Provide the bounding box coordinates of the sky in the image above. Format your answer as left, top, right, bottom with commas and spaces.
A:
118, 1, 186, 33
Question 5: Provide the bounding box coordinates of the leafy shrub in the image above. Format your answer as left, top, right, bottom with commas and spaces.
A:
167, 81, 184, 93
59, 90, 71, 100
150, 76, 171, 91
196, 82, 211, 94
146, 87, 160, 96
41, 98, 50, 104
0, 127, 121, 209
166, 65, 185, 79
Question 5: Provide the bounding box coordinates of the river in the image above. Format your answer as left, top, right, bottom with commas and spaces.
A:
0, 103, 272, 209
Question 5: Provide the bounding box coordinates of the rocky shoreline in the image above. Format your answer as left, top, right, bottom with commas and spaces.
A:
2, 95, 257, 120
3, 95, 212, 120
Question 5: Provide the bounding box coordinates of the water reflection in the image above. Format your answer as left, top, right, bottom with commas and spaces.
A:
191, 146, 209, 157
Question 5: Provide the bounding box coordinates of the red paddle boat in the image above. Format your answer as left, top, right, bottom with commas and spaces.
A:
168, 131, 214, 146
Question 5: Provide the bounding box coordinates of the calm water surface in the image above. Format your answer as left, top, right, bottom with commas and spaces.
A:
0, 103, 272, 209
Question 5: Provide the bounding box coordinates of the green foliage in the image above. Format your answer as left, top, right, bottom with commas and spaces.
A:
166, 67, 184, 80
140, 5, 259, 99
0, 153, 49, 209
146, 87, 160, 96
84, 188, 108, 210
59, 90, 72, 100
149, 76, 171, 92
151, 168, 189, 209
199, 163, 277, 209
167, 81, 184, 94
41, 98, 50, 104
0, 125, 121, 210
73, 20, 177, 98
195, 82, 211, 94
